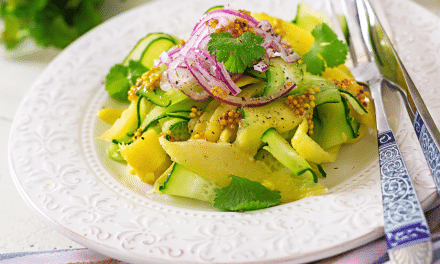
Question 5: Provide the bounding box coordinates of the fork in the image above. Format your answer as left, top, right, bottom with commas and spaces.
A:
326, 0, 433, 262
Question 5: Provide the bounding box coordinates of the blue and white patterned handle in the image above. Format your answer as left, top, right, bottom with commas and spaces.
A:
378, 130, 431, 250
414, 112, 440, 195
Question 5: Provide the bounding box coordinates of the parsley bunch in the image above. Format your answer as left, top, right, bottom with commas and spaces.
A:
0, 0, 104, 49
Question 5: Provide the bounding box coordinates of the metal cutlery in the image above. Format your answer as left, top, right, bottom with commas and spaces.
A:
363, 0, 440, 196
327, 0, 433, 262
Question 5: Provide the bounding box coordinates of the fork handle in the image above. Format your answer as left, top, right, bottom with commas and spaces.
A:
378, 130, 431, 250
413, 112, 440, 195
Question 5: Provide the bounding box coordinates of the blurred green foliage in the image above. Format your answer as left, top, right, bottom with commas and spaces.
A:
0, 0, 104, 49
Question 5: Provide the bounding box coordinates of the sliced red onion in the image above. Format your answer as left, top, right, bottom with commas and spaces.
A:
187, 55, 229, 94
160, 8, 300, 106
270, 41, 301, 63
159, 71, 173, 91
205, 81, 296, 108
192, 48, 221, 78
166, 56, 209, 100
189, 48, 242, 96
187, 49, 297, 108
256, 20, 277, 48
217, 62, 242, 95
192, 9, 258, 33
156, 51, 169, 67
253, 61, 269, 72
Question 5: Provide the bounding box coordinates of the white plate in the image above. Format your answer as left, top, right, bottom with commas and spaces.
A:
8, 0, 440, 263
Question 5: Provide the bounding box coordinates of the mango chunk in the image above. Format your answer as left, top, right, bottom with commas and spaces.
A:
264, 172, 328, 203
97, 108, 125, 125
291, 118, 340, 164
159, 138, 272, 187
234, 75, 260, 87
191, 100, 221, 139
252, 12, 314, 56
100, 100, 138, 141
120, 129, 171, 184
321, 64, 354, 81
205, 103, 236, 143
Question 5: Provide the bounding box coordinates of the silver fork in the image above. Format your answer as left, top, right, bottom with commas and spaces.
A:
326, 0, 433, 263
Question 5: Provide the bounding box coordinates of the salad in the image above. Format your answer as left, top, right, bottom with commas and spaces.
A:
97, 3, 375, 212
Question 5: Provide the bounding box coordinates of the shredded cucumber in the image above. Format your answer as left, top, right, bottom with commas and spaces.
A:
156, 163, 220, 203
123, 33, 179, 67
106, 142, 124, 162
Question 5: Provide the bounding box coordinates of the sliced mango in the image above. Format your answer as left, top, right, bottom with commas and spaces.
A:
321, 64, 354, 81
100, 100, 138, 141
235, 75, 260, 87
204, 103, 236, 142
264, 172, 328, 202
191, 99, 221, 138
218, 127, 237, 143
97, 108, 125, 125
360, 101, 376, 129
252, 12, 314, 56
160, 138, 272, 187
291, 118, 340, 164
159, 137, 327, 202
119, 129, 171, 184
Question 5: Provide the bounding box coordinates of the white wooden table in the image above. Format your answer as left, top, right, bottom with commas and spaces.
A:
0, 0, 438, 255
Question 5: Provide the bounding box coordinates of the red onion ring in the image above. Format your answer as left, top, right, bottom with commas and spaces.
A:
160, 8, 300, 105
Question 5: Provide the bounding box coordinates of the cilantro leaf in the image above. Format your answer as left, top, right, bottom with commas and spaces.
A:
208, 32, 266, 74
126, 60, 149, 85
105, 60, 148, 102
302, 23, 348, 76
214, 175, 281, 212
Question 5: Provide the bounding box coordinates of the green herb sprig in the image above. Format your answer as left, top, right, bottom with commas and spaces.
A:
302, 23, 348, 75
105, 60, 148, 102
207, 31, 266, 74
214, 175, 281, 212
0, 0, 103, 49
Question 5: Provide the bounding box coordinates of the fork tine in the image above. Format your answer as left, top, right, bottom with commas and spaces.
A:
333, 0, 381, 83
337, 0, 358, 67
355, 0, 377, 61
324, 0, 347, 43
324, 0, 356, 68
337, 0, 371, 68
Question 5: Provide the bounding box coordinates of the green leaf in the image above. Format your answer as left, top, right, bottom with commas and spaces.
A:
49, 15, 78, 48
207, 31, 266, 74
0, 0, 104, 50
105, 64, 130, 102
214, 175, 281, 212
105, 60, 148, 102
302, 23, 348, 76
72, 0, 102, 36
127, 60, 149, 86
30, 0, 50, 12
2, 13, 21, 49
